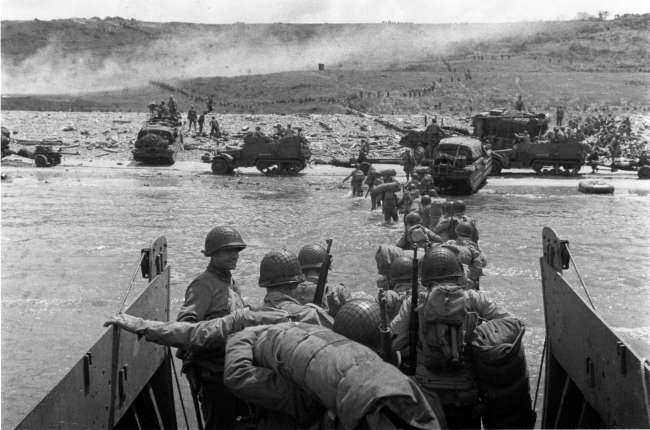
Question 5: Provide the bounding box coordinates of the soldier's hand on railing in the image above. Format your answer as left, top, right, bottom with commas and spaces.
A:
104, 313, 147, 334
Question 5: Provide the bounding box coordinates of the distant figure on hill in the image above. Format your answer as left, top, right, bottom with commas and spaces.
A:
207, 95, 215, 112
515, 95, 525, 111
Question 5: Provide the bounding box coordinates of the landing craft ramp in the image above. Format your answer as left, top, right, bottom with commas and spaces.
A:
16, 237, 177, 430
540, 227, 650, 428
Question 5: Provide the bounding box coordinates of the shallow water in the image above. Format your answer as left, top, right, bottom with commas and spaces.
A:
2, 163, 649, 428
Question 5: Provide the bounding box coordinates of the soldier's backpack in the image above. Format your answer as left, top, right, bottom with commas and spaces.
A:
419, 285, 475, 371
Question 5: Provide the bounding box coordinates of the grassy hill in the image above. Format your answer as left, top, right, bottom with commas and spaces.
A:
1, 15, 649, 114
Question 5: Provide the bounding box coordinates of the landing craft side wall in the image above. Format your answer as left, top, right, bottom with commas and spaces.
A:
16, 237, 174, 430
540, 229, 650, 429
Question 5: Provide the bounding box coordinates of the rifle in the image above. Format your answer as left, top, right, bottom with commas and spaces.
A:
312, 239, 333, 306
378, 288, 395, 364
406, 246, 419, 375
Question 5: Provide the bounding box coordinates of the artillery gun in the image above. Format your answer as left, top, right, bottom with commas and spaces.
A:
210, 130, 311, 175
2, 127, 62, 167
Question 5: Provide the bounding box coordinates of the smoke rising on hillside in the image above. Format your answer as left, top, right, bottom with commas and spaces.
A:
1, 22, 542, 94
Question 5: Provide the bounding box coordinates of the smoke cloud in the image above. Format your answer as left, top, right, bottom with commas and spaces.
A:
1, 21, 543, 94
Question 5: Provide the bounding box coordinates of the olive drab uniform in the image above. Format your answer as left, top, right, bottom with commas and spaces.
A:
391, 287, 511, 429
224, 323, 441, 430
176, 263, 247, 428
445, 238, 485, 289
261, 287, 334, 328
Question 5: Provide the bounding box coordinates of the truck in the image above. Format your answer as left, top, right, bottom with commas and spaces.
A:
132, 117, 183, 165
430, 136, 492, 195
211, 131, 311, 175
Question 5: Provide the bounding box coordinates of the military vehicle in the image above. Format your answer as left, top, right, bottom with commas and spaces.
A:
399, 122, 469, 164
472, 109, 550, 149
490, 135, 590, 175
471, 109, 589, 175
132, 117, 183, 165
2, 127, 63, 167
211, 131, 311, 175
430, 136, 492, 195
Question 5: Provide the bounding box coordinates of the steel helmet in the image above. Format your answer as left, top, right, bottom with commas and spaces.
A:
333, 299, 381, 350
258, 249, 305, 288
405, 212, 422, 226
389, 256, 413, 283
202, 226, 246, 256
421, 195, 432, 205
455, 222, 474, 238
420, 247, 464, 283
298, 244, 328, 270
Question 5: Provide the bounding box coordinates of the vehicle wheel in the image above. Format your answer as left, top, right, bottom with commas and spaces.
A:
256, 161, 273, 175
490, 159, 502, 176
532, 162, 543, 174
34, 154, 48, 167
212, 157, 231, 174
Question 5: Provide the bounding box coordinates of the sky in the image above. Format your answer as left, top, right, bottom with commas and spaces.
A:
1, 0, 649, 23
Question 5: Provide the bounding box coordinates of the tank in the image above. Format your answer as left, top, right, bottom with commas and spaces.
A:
132, 117, 183, 165
211, 130, 311, 175
472, 109, 550, 149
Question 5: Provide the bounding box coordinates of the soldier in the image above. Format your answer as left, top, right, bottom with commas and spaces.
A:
158, 101, 168, 118
433, 200, 479, 243
418, 195, 433, 229
397, 212, 442, 250
187, 106, 197, 132
342, 167, 365, 197
384, 256, 428, 321
198, 111, 206, 135
295, 243, 350, 315
379, 182, 400, 223
168, 95, 178, 116
257, 249, 334, 327
210, 116, 221, 138
391, 247, 512, 429
148, 101, 157, 118
420, 172, 436, 196
445, 222, 485, 289
224, 318, 441, 429
556, 105, 565, 127
401, 148, 416, 181
175, 226, 248, 429
514, 95, 525, 111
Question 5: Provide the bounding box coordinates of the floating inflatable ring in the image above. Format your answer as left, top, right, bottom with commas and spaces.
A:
578, 180, 614, 194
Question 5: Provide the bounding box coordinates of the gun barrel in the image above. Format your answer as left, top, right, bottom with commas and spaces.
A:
312, 239, 333, 305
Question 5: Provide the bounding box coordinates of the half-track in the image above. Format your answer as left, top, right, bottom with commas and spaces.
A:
211, 131, 311, 175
